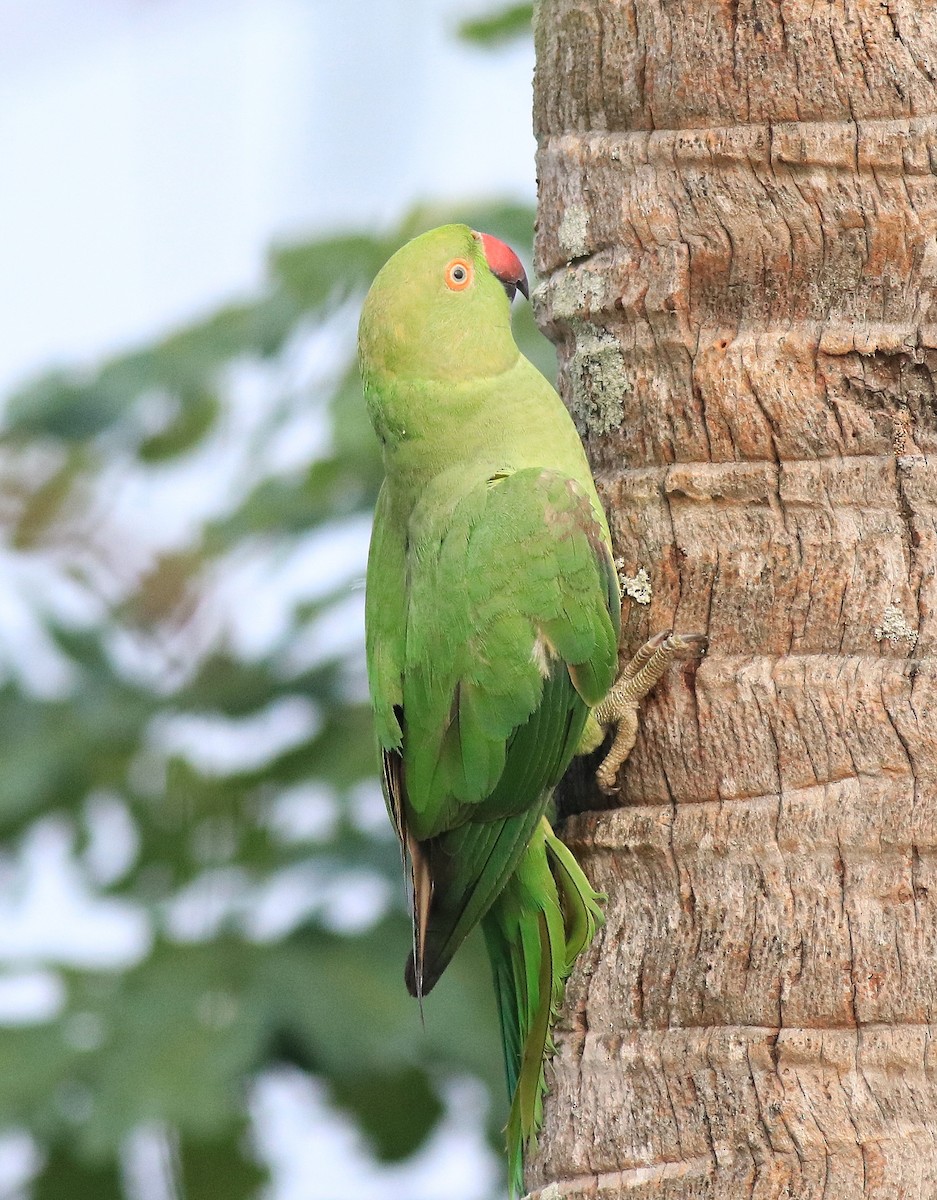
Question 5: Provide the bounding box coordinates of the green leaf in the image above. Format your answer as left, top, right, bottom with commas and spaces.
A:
6, 370, 129, 440
178, 1123, 269, 1200
331, 1067, 444, 1162
32, 1146, 124, 1200
0, 1023, 83, 1133
74, 943, 267, 1156
269, 234, 393, 312
458, 4, 533, 46
10, 447, 87, 549
137, 389, 221, 462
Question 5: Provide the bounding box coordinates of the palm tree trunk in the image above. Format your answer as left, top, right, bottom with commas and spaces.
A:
528, 3, 937, 1197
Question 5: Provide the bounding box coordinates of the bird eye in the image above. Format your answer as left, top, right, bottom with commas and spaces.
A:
445, 259, 472, 290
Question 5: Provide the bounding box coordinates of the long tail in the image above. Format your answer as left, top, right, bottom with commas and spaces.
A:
481, 818, 604, 1196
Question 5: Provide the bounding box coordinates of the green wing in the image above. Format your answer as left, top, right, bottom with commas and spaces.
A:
402, 467, 620, 840
367, 466, 617, 995
365, 481, 408, 756
405, 656, 583, 996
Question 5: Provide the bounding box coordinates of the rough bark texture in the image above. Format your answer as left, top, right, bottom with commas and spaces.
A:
529, 3, 937, 1197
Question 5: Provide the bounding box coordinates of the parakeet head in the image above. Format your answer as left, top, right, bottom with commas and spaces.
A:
358, 224, 529, 382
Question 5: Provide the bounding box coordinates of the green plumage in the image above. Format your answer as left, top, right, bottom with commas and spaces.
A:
359, 225, 616, 1192
484, 820, 604, 1194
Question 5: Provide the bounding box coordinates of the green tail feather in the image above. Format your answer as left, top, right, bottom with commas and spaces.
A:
544, 828, 606, 971
482, 818, 605, 1196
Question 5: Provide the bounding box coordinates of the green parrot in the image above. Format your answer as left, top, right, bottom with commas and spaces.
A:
358, 224, 697, 1193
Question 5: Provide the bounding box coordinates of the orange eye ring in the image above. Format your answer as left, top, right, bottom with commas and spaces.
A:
444, 259, 473, 291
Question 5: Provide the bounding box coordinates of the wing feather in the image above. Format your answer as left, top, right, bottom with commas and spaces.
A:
366, 465, 620, 998
402, 468, 619, 840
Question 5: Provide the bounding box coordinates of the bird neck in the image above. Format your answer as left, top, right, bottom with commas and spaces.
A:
367, 357, 537, 485
366, 356, 607, 546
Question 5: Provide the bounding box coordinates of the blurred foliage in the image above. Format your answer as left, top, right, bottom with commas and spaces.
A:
0, 199, 549, 1198
458, 4, 533, 45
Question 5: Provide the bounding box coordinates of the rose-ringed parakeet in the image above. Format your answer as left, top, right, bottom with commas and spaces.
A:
358, 224, 699, 1193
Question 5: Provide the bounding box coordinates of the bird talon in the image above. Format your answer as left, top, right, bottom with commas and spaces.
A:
593, 628, 706, 792
670, 632, 709, 655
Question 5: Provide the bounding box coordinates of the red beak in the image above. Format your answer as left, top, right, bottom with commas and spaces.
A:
474, 231, 529, 302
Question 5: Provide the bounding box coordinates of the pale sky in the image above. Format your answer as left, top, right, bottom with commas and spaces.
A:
0, 0, 536, 394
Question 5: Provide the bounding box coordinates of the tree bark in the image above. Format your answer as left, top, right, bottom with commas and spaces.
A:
529, 3, 937, 1197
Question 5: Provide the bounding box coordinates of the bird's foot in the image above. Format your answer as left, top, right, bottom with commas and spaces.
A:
593, 630, 707, 794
